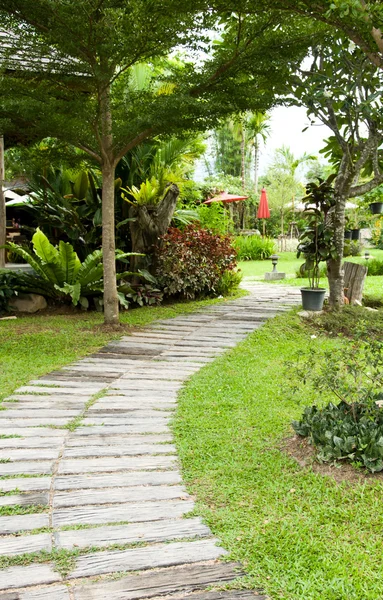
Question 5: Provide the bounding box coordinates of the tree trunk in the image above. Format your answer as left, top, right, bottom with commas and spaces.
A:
254, 139, 259, 196
102, 164, 119, 324
129, 184, 179, 273
241, 126, 246, 191
100, 82, 119, 325
0, 135, 6, 269
327, 162, 353, 308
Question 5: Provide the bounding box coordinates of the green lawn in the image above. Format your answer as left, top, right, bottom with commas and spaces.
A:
238, 249, 383, 279
239, 250, 383, 300
174, 312, 383, 600
0, 294, 245, 404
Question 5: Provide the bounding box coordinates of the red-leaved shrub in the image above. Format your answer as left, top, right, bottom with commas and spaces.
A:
155, 225, 237, 299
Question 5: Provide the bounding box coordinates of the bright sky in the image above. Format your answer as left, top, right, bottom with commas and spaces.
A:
195, 105, 332, 183
258, 105, 332, 178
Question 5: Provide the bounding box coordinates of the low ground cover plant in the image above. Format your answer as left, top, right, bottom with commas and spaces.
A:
290, 333, 383, 472
233, 235, 275, 261
156, 225, 237, 298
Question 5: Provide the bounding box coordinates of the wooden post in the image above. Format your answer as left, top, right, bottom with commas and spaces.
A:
0, 135, 5, 268
343, 261, 368, 305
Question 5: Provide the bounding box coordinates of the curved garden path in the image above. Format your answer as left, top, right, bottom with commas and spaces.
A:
0, 283, 300, 599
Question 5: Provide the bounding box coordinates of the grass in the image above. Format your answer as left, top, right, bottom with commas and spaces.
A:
238, 250, 383, 303
238, 249, 383, 280
174, 311, 383, 600
0, 293, 245, 405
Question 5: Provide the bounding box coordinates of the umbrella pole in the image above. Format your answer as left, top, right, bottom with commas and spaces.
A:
263, 220, 265, 238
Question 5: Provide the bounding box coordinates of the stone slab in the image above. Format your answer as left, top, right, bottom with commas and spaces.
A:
1, 449, 59, 462
56, 516, 209, 550
0, 429, 64, 438
0, 478, 51, 493
2, 402, 84, 411
0, 564, 60, 590
19, 587, 71, 600
2, 408, 80, 418
0, 419, 70, 428
0, 438, 63, 449
81, 417, 169, 426
88, 402, 175, 411
54, 484, 187, 507
0, 461, 53, 476
72, 424, 170, 436
54, 471, 181, 490
29, 379, 104, 389
0, 492, 48, 507
69, 539, 225, 579
0, 513, 49, 534
72, 563, 243, 600
58, 455, 176, 475
62, 444, 176, 458
65, 434, 172, 447
52, 499, 194, 527
15, 386, 96, 396
0, 532, 51, 556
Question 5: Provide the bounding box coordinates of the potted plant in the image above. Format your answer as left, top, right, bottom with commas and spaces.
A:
347, 212, 362, 240
366, 185, 383, 214
297, 176, 337, 311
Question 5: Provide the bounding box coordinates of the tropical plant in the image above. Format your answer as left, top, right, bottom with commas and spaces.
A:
215, 269, 243, 296
246, 112, 271, 195
156, 225, 237, 299
0, 271, 19, 314
4, 229, 136, 308
233, 235, 275, 261
297, 177, 337, 289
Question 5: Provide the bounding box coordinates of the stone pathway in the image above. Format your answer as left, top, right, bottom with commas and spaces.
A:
0, 283, 300, 599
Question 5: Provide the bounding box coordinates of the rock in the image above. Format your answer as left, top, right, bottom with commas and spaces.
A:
298, 310, 324, 319
264, 272, 286, 281
9, 293, 47, 313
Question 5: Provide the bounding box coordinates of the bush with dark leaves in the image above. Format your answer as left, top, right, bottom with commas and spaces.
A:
156, 225, 237, 299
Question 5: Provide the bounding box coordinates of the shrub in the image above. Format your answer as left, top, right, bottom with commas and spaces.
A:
293, 401, 383, 472
289, 333, 383, 472
156, 225, 237, 299
233, 235, 275, 261
366, 258, 383, 276
6, 229, 136, 308
296, 263, 327, 279
344, 240, 362, 257
0, 271, 18, 314
124, 284, 163, 307
215, 269, 243, 296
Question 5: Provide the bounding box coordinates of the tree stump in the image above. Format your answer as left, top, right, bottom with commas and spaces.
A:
343, 261, 368, 305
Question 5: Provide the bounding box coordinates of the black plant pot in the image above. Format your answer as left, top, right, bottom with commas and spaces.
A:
369, 202, 383, 215
301, 288, 326, 311
351, 229, 360, 240
344, 230, 352, 240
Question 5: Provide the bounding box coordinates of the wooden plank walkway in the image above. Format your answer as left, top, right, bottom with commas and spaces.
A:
0, 283, 300, 599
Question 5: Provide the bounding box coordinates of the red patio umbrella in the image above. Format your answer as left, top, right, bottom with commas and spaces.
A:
257, 188, 270, 236
203, 192, 249, 205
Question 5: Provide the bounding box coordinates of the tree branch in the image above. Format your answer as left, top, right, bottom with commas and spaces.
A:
113, 128, 155, 164
350, 174, 383, 197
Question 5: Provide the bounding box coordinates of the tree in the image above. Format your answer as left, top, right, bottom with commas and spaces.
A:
264, 147, 306, 235
292, 38, 383, 306
246, 112, 271, 195
252, 0, 383, 70
0, 3, 314, 323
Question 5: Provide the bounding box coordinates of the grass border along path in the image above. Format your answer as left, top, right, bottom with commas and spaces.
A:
0, 293, 245, 405
173, 311, 383, 600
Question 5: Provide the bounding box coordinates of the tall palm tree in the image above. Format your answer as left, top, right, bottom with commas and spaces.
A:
246, 112, 271, 196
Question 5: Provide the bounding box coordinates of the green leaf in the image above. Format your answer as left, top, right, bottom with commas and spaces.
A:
58, 241, 81, 285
